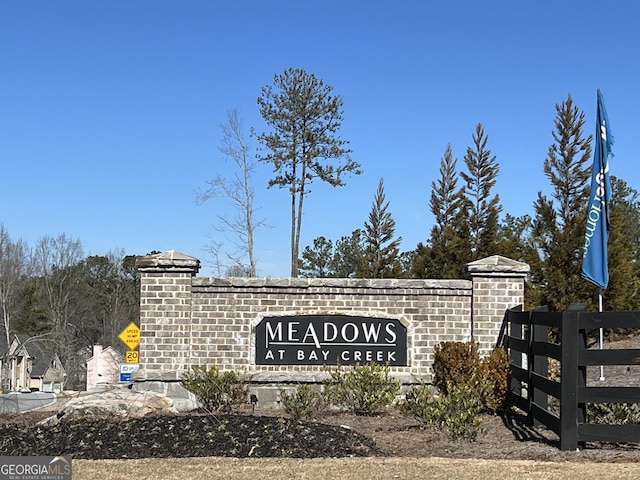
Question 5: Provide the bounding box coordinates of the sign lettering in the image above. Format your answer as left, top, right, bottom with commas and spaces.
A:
125, 350, 139, 363
255, 315, 407, 366
118, 322, 140, 350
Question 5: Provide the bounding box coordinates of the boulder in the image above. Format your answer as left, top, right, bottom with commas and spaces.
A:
39, 385, 178, 426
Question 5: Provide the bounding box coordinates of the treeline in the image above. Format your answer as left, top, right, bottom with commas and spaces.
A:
3, 90, 639, 391
0, 227, 141, 389
298, 95, 640, 313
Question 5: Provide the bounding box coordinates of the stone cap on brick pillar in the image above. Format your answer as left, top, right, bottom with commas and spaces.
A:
135, 250, 201, 275
465, 255, 530, 278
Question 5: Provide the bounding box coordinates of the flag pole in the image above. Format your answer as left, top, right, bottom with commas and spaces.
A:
599, 288, 605, 381
581, 89, 613, 383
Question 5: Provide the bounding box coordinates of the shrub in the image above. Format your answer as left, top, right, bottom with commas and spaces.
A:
181, 365, 248, 412
401, 342, 511, 440
479, 347, 511, 414
399, 380, 435, 419
322, 362, 401, 415
279, 384, 326, 419
588, 403, 640, 425
422, 383, 486, 440
432, 341, 481, 397
432, 341, 511, 414
400, 377, 485, 440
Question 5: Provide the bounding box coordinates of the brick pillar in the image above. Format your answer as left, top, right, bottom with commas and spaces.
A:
135, 250, 200, 375
466, 255, 529, 355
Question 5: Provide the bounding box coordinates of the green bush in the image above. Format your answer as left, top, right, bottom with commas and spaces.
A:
399, 342, 511, 441
279, 384, 326, 419
400, 378, 485, 440
181, 365, 249, 412
322, 362, 401, 415
399, 380, 435, 419
588, 403, 640, 425
423, 383, 486, 440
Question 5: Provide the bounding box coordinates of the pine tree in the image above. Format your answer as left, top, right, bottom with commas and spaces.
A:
460, 123, 502, 260
332, 229, 366, 278
495, 214, 542, 307
604, 177, 640, 312
361, 178, 402, 278
298, 236, 334, 278
532, 94, 593, 310
413, 143, 470, 278
257, 68, 361, 277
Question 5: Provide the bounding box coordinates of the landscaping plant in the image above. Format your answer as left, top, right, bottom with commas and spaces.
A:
322, 361, 401, 415
181, 364, 249, 412
279, 383, 326, 419
402, 341, 511, 440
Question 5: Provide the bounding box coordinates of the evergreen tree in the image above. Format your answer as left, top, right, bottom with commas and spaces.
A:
361, 178, 402, 278
257, 68, 361, 277
460, 123, 502, 260
299, 236, 334, 278
603, 176, 640, 311
413, 143, 470, 278
495, 214, 543, 307
298, 229, 368, 278
495, 214, 534, 262
531, 94, 593, 311
332, 229, 366, 278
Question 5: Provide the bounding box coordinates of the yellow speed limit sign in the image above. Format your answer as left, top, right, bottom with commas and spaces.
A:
125, 350, 139, 363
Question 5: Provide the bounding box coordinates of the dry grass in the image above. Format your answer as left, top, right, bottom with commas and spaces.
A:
73, 457, 640, 480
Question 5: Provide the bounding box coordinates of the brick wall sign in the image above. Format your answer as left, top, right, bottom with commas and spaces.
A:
255, 315, 407, 366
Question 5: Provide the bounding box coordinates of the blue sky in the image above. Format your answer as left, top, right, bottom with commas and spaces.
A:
1, 1, 639, 277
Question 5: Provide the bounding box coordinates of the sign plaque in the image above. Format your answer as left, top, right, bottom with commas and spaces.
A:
255, 314, 407, 366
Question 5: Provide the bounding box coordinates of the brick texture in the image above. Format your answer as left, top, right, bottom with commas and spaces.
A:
136, 252, 528, 382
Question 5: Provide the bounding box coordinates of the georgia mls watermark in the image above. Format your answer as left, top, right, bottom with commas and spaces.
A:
0, 456, 71, 480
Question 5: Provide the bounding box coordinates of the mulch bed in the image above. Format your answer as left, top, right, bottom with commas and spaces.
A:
3, 334, 640, 462
0, 412, 379, 459
1, 408, 640, 462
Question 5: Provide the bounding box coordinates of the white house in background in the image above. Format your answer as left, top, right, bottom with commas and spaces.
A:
86, 345, 124, 390
0, 333, 66, 393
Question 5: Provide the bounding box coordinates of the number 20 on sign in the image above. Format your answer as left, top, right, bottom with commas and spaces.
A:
125, 350, 139, 363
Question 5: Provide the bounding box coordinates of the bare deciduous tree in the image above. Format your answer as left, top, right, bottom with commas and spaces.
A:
0, 225, 31, 345
197, 108, 266, 277
32, 233, 84, 385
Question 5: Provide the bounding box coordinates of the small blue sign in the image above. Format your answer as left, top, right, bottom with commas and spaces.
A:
119, 373, 132, 382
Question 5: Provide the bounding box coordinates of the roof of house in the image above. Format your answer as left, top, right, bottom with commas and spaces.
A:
1, 332, 61, 378
88, 345, 124, 362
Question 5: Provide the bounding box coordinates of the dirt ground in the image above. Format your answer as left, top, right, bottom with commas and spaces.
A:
4, 407, 640, 480
1, 405, 639, 462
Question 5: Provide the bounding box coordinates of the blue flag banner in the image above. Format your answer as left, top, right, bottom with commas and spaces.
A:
582, 89, 614, 289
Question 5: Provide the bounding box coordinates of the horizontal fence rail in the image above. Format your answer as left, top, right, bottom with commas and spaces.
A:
505, 306, 640, 451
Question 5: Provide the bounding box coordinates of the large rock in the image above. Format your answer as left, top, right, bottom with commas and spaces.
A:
40, 385, 178, 425
131, 370, 200, 412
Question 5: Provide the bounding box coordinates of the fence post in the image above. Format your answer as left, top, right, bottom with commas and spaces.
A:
577, 316, 587, 447
560, 309, 579, 450
531, 308, 549, 426
506, 305, 524, 405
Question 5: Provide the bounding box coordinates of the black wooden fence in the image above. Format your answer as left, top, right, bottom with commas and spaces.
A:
505, 305, 640, 450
